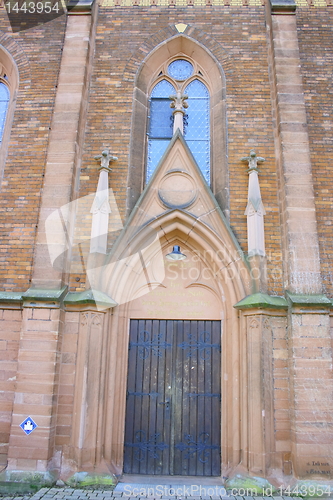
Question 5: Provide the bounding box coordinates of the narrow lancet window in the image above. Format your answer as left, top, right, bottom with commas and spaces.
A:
146, 66, 210, 184
184, 80, 210, 183
0, 82, 9, 142
128, 45, 227, 216
147, 80, 175, 182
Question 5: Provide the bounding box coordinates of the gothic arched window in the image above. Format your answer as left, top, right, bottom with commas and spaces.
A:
147, 80, 175, 181
184, 79, 210, 183
0, 81, 10, 142
146, 59, 210, 183
127, 37, 227, 218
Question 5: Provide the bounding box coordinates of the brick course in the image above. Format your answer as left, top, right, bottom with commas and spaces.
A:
0, 15, 66, 292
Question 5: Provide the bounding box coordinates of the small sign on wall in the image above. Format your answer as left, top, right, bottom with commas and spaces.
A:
20, 417, 38, 435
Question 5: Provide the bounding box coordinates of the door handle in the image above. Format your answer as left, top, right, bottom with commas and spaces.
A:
159, 400, 170, 409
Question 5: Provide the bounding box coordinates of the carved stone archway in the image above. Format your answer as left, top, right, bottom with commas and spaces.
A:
67, 133, 262, 477
93, 133, 252, 474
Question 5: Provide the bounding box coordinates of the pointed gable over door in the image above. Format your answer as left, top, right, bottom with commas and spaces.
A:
88, 131, 251, 313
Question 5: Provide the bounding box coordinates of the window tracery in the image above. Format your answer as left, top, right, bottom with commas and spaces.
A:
127, 37, 228, 218
147, 58, 210, 183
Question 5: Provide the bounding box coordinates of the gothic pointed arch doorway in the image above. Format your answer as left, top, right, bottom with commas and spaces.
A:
123, 239, 224, 476
97, 134, 252, 476
119, 231, 228, 477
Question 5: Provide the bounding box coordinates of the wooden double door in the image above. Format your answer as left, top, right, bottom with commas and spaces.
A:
124, 319, 221, 476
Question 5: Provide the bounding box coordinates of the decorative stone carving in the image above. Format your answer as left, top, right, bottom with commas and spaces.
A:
94, 149, 118, 170
81, 312, 89, 326
249, 317, 260, 330
242, 150, 266, 257
169, 90, 188, 135
242, 150, 265, 172
158, 170, 197, 209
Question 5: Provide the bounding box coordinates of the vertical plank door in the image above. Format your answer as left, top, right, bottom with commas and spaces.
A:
124, 319, 221, 476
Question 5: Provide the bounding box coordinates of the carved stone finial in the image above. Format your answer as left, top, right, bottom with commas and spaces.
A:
241, 150, 265, 172
169, 90, 188, 113
94, 149, 118, 171
169, 91, 188, 134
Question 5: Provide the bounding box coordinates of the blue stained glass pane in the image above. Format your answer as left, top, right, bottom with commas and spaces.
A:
0, 83, 9, 101
168, 60, 193, 80
146, 139, 169, 182
184, 80, 210, 181
186, 140, 210, 183
184, 99, 209, 140
149, 99, 173, 139
151, 80, 175, 98
147, 80, 175, 181
185, 79, 209, 99
0, 83, 9, 142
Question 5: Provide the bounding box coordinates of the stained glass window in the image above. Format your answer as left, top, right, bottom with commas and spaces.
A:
168, 60, 193, 81
184, 80, 210, 183
146, 73, 210, 184
147, 80, 175, 181
0, 83, 9, 142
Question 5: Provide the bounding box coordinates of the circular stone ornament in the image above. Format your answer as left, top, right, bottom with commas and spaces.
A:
168, 59, 193, 81
158, 171, 197, 209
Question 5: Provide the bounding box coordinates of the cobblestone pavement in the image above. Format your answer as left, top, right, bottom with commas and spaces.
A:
0, 488, 310, 500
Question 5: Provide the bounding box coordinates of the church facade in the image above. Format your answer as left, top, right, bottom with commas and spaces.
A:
0, 0, 332, 486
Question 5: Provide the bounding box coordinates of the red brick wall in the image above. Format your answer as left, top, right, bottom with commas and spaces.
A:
297, 9, 333, 297
1, 7, 332, 299
0, 15, 66, 292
